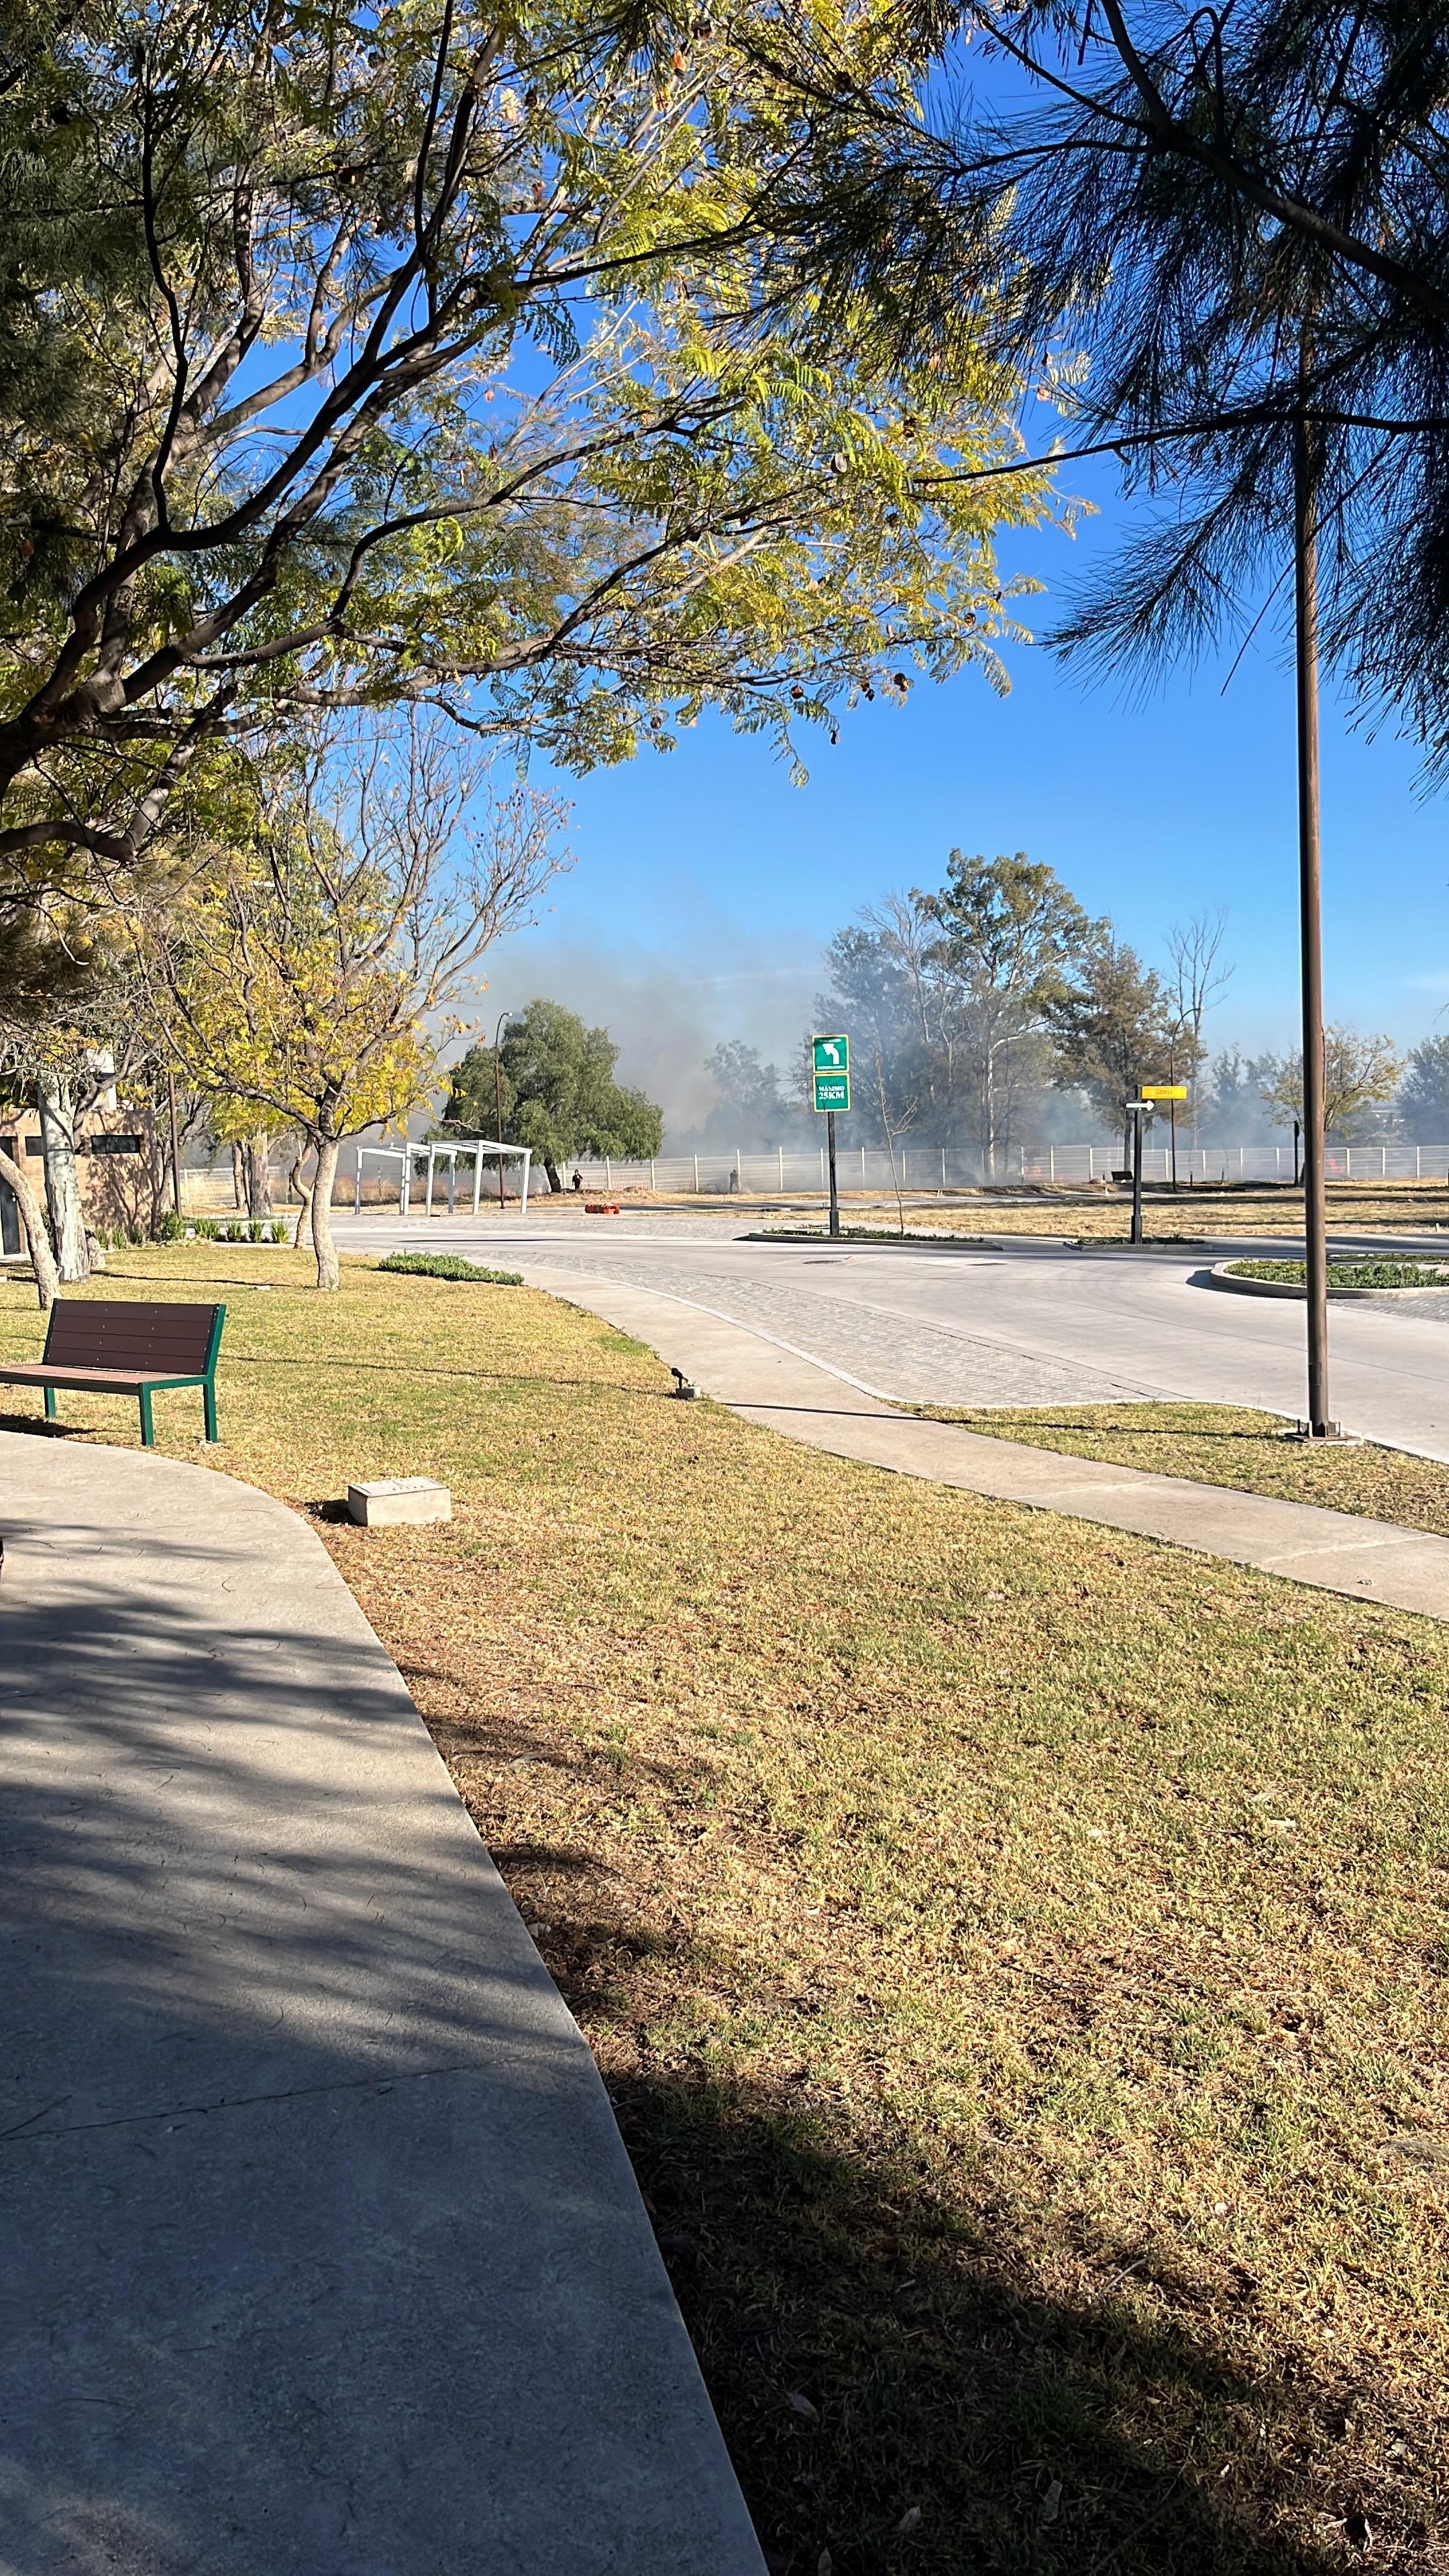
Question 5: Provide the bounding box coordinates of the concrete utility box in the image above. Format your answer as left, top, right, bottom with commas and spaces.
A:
347, 1476, 452, 1529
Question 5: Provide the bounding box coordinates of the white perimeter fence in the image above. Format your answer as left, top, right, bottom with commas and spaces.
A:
455, 1141, 1449, 1194
182, 1139, 1449, 1207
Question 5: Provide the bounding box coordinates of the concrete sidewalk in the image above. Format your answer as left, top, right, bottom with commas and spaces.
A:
0, 1430, 763, 2576
531, 1267, 1449, 1622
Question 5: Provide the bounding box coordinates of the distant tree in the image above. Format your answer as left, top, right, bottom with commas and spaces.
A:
915, 852, 1096, 1174
450, 1001, 663, 1193
814, 906, 929, 1150
815, 859, 1099, 1171
1201, 1050, 1284, 1147
1165, 912, 1234, 1140
1044, 930, 1177, 1167
0, 961, 172, 1287
699, 1042, 798, 1151
149, 726, 565, 1286
1399, 1037, 1449, 1138
441, 1046, 515, 1142
1262, 1028, 1405, 1142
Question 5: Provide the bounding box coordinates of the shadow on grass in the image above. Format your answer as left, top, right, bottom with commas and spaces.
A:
0, 1408, 80, 1440
477, 1861, 1402, 2576
608, 2062, 1381, 2576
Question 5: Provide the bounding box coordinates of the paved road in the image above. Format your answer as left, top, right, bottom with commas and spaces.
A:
0, 1430, 763, 2576
332, 1210, 1449, 1459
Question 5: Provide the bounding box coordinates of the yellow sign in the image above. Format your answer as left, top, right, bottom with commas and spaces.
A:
1141, 1083, 1187, 1100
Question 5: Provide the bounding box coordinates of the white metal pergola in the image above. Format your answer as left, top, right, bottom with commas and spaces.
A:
354, 1138, 532, 1218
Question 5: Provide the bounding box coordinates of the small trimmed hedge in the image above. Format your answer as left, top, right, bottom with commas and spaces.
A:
376, 1251, 523, 1285
1228, 1256, 1449, 1289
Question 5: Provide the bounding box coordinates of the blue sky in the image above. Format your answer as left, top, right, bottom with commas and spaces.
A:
485, 454, 1449, 1127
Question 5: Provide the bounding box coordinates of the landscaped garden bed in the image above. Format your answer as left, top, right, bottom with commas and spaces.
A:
1224, 1256, 1449, 1291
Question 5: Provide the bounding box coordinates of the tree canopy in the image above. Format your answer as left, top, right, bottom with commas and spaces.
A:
0, 0, 1059, 987
1262, 1026, 1405, 1141
1400, 1036, 1449, 1136
1043, 929, 1176, 1157
147, 724, 566, 1282
763, 3, 1449, 768
815, 855, 1099, 1169
445, 998, 663, 1188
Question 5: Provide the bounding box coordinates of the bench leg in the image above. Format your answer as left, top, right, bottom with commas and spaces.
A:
138, 1388, 155, 1448
43, 1387, 56, 1425
203, 1380, 218, 1444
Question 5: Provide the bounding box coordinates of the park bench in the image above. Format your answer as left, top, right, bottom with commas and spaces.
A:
0, 1299, 225, 1446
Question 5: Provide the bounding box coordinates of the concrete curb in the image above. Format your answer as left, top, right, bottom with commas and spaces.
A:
0, 1430, 765, 2576
525, 1265, 1449, 1623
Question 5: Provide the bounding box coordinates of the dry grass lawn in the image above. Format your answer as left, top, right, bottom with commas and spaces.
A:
921, 1403, 1449, 1540
767, 1182, 1449, 1244
3, 1249, 1449, 2574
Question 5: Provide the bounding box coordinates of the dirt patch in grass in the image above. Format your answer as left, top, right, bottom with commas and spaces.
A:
5, 1253, 1449, 2572
921, 1401, 1449, 1542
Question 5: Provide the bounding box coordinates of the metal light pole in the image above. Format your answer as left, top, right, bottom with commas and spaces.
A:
492, 1010, 508, 1211
1294, 411, 1336, 1437
1128, 1102, 1147, 1245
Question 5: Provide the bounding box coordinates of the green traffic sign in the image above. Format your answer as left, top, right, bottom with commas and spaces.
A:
811, 1034, 849, 1075
813, 1071, 851, 1114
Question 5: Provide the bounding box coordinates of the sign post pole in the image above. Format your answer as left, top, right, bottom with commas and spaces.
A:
1131, 1104, 1145, 1246
1139, 1086, 1188, 1224
811, 1036, 851, 1238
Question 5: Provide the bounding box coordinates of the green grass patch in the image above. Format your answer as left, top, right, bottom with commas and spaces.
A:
376, 1250, 523, 1283
3, 1252, 1448, 2569
1228, 1256, 1449, 1287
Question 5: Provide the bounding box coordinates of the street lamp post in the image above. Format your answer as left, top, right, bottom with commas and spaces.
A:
1293, 411, 1336, 1437
492, 1011, 508, 1211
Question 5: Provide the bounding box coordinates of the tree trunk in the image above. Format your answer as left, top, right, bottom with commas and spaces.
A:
231, 1140, 246, 1208
288, 1138, 315, 1250
545, 1159, 563, 1193
311, 1135, 341, 1290
245, 1131, 273, 1216
36, 1075, 89, 1283
0, 1143, 60, 1308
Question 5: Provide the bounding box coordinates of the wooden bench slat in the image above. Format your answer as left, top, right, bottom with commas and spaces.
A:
0, 1364, 203, 1390
45, 1302, 219, 1373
